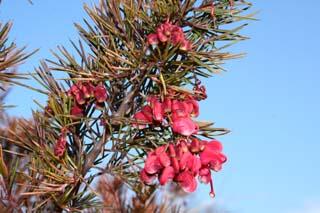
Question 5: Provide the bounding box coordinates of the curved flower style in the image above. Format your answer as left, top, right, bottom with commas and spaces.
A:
67, 82, 108, 117
140, 139, 227, 196
147, 21, 192, 51
54, 134, 67, 157
133, 94, 200, 136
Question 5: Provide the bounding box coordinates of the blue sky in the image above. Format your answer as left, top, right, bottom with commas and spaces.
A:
1, 1, 320, 213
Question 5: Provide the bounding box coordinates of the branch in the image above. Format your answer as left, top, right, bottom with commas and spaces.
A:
82, 88, 138, 175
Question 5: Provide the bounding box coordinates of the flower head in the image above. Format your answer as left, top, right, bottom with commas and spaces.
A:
94, 85, 108, 103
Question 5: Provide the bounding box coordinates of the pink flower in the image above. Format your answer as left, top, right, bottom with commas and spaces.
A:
185, 98, 199, 117
172, 117, 198, 136
152, 100, 164, 122
163, 97, 172, 113
140, 139, 226, 197
179, 151, 201, 175
171, 100, 190, 119
171, 157, 180, 173
133, 112, 149, 129
144, 153, 163, 174
81, 82, 95, 98
155, 146, 171, 167
179, 39, 192, 51
140, 169, 156, 184
200, 140, 227, 172
75, 92, 86, 105
199, 167, 211, 184
71, 105, 84, 117
147, 33, 159, 45
68, 84, 81, 96
176, 171, 197, 193
194, 85, 207, 100
133, 106, 153, 129
159, 166, 175, 185
54, 135, 67, 157
141, 106, 153, 120
147, 21, 192, 52
156, 22, 174, 42
94, 85, 108, 103
190, 138, 204, 153
171, 26, 185, 45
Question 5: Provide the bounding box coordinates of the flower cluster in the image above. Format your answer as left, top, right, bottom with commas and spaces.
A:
147, 20, 192, 51
67, 82, 108, 117
140, 138, 226, 197
54, 131, 68, 157
133, 95, 199, 136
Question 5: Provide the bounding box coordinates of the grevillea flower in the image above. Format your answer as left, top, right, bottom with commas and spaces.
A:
144, 154, 162, 174
170, 26, 185, 45
54, 135, 67, 157
156, 21, 173, 42
152, 100, 164, 122
132, 95, 200, 137
172, 117, 198, 136
71, 105, 84, 117
147, 20, 192, 51
176, 171, 197, 192
194, 84, 207, 100
147, 33, 159, 45
140, 169, 156, 184
179, 39, 192, 51
141, 106, 153, 121
185, 98, 199, 117
163, 97, 172, 113
200, 140, 227, 172
81, 82, 95, 98
68, 84, 81, 97
133, 106, 153, 129
159, 166, 175, 185
74, 92, 86, 105
94, 85, 108, 103
140, 138, 226, 197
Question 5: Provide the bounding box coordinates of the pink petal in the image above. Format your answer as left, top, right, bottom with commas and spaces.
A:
71, 105, 84, 117
179, 151, 192, 171
140, 169, 156, 185
152, 100, 164, 122
81, 82, 95, 98
94, 85, 108, 103
163, 97, 172, 113
158, 152, 171, 167
147, 33, 159, 45
186, 99, 199, 117
157, 29, 168, 42
190, 138, 201, 153
207, 140, 223, 152
144, 155, 162, 174
177, 171, 197, 193
133, 112, 149, 129
179, 39, 192, 51
171, 157, 180, 173
70, 84, 81, 96
159, 166, 175, 185
172, 117, 198, 136
168, 144, 176, 157
141, 105, 153, 122
75, 92, 86, 105
188, 156, 201, 174
199, 168, 211, 184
